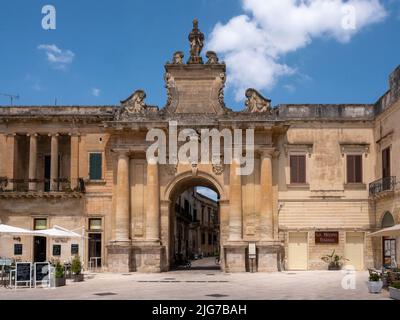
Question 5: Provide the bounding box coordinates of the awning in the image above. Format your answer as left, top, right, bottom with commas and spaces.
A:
0, 224, 35, 235
368, 224, 400, 237
34, 225, 82, 238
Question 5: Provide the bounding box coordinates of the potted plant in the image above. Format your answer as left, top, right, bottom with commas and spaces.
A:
71, 255, 84, 282
54, 261, 66, 287
389, 281, 400, 300
321, 250, 347, 270
367, 273, 383, 293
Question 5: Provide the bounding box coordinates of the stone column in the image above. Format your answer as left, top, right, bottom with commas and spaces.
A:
70, 134, 80, 190
50, 134, 59, 191
260, 150, 273, 240
229, 158, 243, 241
146, 157, 160, 242
28, 134, 38, 191
5, 134, 16, 191
115, 152, 130, 242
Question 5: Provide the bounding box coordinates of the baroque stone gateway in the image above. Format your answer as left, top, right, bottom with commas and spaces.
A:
0, 20, 400, 273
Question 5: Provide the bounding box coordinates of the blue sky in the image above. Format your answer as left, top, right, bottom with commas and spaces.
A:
0, 0, 399, 109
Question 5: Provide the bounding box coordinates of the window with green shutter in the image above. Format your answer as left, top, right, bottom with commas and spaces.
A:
89, 153, 102, 180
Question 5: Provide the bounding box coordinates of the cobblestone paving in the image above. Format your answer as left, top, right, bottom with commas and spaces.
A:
0, 260, 391, 300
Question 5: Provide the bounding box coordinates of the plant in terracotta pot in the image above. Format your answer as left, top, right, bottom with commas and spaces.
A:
321, 250, 347, 270
367, 273, 383, 293
389, 281, 400, 300
71, 255, 84, 282
54, 260, 66, 287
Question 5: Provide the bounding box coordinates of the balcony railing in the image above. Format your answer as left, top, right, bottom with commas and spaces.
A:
0, 177, 85, 193
369, 176, 396, 196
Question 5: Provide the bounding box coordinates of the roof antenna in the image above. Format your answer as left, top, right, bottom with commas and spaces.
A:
0, 93, 19, 106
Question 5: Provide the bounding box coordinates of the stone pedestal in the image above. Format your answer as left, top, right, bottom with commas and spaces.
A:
132, 242, 166, 273
224, 242, 247, 272
257, 242, 284, 272
106, 244, 133, 273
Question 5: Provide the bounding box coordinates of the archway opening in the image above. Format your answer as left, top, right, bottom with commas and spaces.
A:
168, 177, 221, 271
381, 211, 396, 268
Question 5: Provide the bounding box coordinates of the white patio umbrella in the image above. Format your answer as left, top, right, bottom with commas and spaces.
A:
33, 225, 82, 238
34, 225, 87, 269
368, 224, 400, 237
0, 224, 36, 260
0, 224, 35, 235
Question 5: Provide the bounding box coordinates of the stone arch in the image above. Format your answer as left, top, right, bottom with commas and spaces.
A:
163, 170, 226, 270
381, 211, 395, 228
164, 170, 226, 202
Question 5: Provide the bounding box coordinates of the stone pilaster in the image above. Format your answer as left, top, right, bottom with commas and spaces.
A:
146, 157, 160, 242
5, 134, 16, 191
70, 134, 79, 190
50, 134, 59, 191
28, 134, 38, 191
229, 158, 242, 241
260, 149, 273, 240
114, 152, 130, 242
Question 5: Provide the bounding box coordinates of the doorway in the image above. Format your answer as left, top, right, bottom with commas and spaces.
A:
44, 155, 51, 191
345, 232, 364, 270
88, 233, 102, 269
288, 232, 308, 270
33, 236, 47, 262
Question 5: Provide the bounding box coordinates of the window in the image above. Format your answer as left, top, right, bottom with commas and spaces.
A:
201, 233, 205, 245
347, 155, 363, 183
89, 218, 102, 231
89, 153, 102, 180
34, 218, 47, 230
208, 234, 212, 245
382, 147, 391, 178
290, 155, 306, 184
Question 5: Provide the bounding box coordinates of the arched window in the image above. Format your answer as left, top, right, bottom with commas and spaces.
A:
381, 211, 395, 228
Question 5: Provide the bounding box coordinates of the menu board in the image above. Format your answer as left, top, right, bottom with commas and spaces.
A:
71, 244, 79, 255
16, 263, 31, 282
35, 262, 50, 282
14, 244, 23, 255
53, 244, 61, 256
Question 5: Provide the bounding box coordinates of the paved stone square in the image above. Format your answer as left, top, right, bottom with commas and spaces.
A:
0, 259, 391, 300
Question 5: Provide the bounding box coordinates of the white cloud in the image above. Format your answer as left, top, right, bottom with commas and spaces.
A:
91, 88, 101, 97
207, 0, 387, 101
37, 44, 75, 70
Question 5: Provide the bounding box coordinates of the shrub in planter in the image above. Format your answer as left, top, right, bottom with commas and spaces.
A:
389, 281, 400, 300
321, 250, 348, 270
71, 255, 84, 282
55, 261, 66, 287
367, 273, 383, 294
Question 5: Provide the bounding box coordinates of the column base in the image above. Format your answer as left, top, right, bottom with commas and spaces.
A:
223, 242, 247, 272
257, 241, 284, 272
106, 243, 134, 273
132, 241, 166, 273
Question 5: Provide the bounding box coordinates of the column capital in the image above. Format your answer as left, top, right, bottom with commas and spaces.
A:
258, 147, 275, 158
27, 133, 38, 137
48, 133, 60, 137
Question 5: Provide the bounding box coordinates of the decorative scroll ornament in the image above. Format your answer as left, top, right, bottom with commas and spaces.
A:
120, 90, 147, 115
206, 51, 219, 64
164, 72, 175, 108
217, 73, 226, 108
188, 19, 204, 64
245, 88, 272, 113
212, 163, 224, 175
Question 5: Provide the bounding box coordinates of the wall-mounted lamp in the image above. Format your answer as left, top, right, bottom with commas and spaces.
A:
13, 236, 21, 242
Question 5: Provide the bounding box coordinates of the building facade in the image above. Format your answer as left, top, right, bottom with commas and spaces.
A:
174, 187, 218, 263
0, 21, 399, 272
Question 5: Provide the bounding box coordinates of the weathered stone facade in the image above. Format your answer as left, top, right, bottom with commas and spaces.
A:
0, 22, 399, 272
